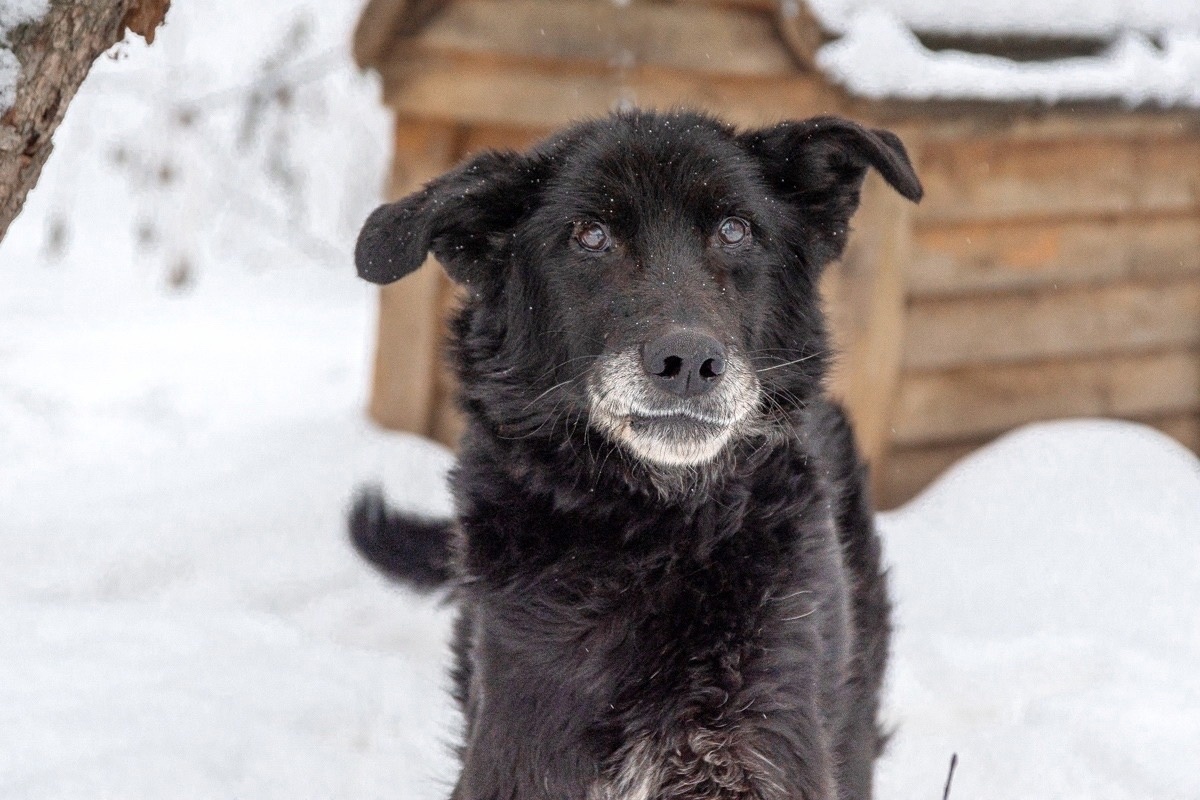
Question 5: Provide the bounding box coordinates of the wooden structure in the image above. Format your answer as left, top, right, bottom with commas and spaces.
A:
353, 0, 1200, 507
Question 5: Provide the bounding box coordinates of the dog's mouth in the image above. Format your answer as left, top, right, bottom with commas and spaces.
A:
607, 407, 737, 467
628, 407, 729, 436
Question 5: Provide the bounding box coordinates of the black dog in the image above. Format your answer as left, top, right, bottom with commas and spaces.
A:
351, 110, 921, 800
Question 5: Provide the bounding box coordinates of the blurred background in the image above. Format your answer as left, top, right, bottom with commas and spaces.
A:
1, 0, 1198, 798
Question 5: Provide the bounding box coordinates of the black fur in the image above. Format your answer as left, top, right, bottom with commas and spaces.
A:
350, 110, 921, 799
349, 486, 454, 591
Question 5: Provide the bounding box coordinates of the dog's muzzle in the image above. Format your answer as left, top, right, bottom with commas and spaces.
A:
588, 339, 760, 467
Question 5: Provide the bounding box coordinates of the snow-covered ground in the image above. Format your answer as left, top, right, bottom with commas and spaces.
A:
2, 1, 1199, 797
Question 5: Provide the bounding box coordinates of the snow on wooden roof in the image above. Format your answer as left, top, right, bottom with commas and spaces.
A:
803, 0, 1200, 39
818, 7, 1200, 107
354, 0, 1200, 109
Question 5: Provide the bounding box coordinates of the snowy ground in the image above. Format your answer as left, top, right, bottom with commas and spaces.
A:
3, 1, 1200, 798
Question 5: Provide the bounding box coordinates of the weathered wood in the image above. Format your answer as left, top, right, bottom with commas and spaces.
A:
911, 215, 1200, 297
355, 0, 795, 71
823, 171, 914, 483
1, 0, 168, 240
379, 53, 843, 130
674, 0, 779, 10
1148, 412, 1200, 454
904, 279, 1200, 370
893, 350, 1200, 446
410, 0, 795, 78
368, 118, 463, 435
775, 0, 825, 70
430, 272, 468, 446
915, 136, 1200, 224
460, 123, 548, 157
880, 409, 1200, 509
353, 0, 451, 69
868, 105, 1200, 144
877, 440, 980, 510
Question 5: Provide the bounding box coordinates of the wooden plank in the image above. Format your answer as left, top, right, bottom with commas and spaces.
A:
876, 440, 981, 510
411, 0, 795, 78
673, 0, 780, 11
911, 215, 1200, 297
915, 136, 1200, 223
386, 115, 464, 197
430, 270, 469, 448
380, 53, 843, 130
368, 119, 464, 436
354, 0, 416, 69
1147, 412, 1200, 454
775, 0, 824, 70
879, 409, 1200, 509
903, 279, 1200, 370
871, 106, 1200, 145
460, 123, 550, 157
823, 171, 914, 481
892, 349, 1200, 446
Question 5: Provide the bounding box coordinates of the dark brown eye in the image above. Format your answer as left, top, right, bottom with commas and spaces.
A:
575, 221, 611, 252
717, 216, 750, 247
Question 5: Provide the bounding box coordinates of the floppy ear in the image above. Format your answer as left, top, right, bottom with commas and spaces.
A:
738, 116, 922, 260
355, 150, 544, 287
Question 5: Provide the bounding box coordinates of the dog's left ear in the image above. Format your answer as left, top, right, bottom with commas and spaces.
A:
739, 116, 922, 260
355, 150, 545, 287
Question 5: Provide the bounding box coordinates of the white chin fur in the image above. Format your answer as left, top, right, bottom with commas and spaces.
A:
617, 422, 734, 467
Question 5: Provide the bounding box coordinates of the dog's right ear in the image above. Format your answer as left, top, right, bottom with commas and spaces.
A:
355, 150, 544, 287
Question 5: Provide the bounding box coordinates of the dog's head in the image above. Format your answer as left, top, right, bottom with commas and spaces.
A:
356, 111, 920, 474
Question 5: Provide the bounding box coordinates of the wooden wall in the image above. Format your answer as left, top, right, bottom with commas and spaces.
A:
878, 114, 1200, 506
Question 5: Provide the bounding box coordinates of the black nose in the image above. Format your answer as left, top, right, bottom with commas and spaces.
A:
642, 329, 727, 398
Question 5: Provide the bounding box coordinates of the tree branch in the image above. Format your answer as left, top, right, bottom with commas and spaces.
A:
0, 0, 170, 241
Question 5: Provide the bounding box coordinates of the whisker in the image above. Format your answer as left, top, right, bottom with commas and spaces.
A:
520, 375, 582, 413
754, 352, 826, 373
528, 353, 599, 384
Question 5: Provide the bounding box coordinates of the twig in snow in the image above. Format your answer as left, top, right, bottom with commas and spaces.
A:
942, 752, 958, 800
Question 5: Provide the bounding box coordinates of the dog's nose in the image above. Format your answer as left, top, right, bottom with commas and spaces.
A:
642, 329, 727, 398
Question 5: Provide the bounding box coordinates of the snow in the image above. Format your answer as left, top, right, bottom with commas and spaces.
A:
817, 7, 1200, 107
0, 0, 46, 30
0, 0, 48, 111
876, 421, 1200, 799
2, 0, 1200, 796
805, 0, 1200, 39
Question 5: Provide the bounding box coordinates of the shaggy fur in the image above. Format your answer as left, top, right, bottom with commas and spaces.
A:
350, 110, 921, 800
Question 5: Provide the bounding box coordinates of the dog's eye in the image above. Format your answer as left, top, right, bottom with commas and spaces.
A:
574, 222, 611, 252
716, 217, 750, 247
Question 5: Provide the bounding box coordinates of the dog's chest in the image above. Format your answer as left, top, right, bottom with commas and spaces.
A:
460, 460, 846, 800
510, 537, 827, 800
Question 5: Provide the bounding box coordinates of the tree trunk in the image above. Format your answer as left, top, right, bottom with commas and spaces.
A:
0, 0, 170, 241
